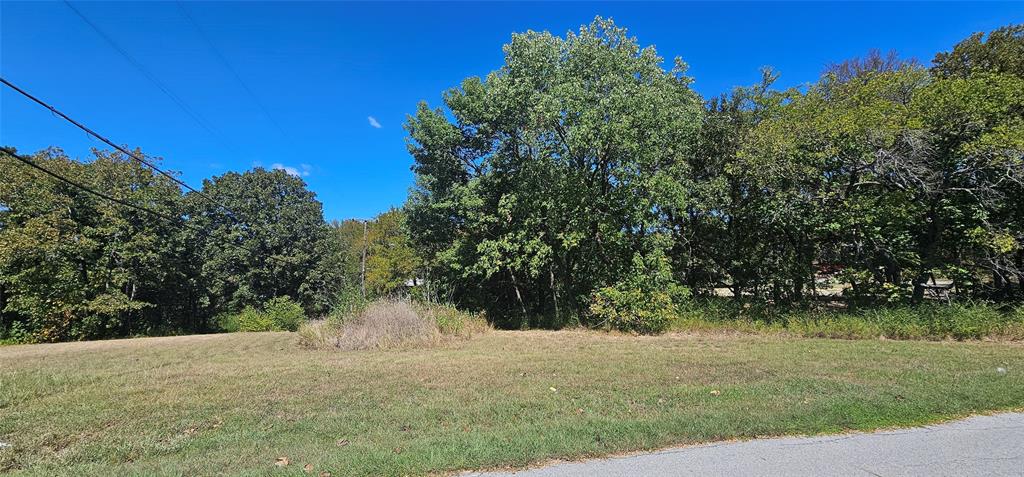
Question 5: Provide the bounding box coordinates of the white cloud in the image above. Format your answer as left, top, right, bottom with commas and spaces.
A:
368, 116, 382, 128
272, 162, 311, 177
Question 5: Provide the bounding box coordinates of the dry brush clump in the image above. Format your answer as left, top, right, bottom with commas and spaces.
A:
298, 298, 489, 350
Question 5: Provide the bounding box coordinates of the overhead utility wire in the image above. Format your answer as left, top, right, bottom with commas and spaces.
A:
2, 146, 189, 226
62, 0, 238, 154
176, 0, 292, 142
0, 147, 298, 267
0, 76, 234, 217
0, 78, 298, 266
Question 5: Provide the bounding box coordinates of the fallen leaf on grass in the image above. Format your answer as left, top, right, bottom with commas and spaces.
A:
303, 463, 314, 473
335, 439, 349, 447
319, 472, 331, 477
275, 456, 290, 467
709, 390, 721, 396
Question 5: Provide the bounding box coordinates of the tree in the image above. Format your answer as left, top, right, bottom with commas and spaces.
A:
0, 148, 188, 341
330, 218, 367, 299
932, 24, 1024, 79
186, 168, 337, 318
365, 209, 421, 297
406, 17, 703, 327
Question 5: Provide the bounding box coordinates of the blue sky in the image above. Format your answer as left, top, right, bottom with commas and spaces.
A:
2, 1, 1021, 221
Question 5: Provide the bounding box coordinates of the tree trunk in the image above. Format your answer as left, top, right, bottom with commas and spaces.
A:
550, 265, 559, 325
360, 220, 368, 299
509, 268, 528, 318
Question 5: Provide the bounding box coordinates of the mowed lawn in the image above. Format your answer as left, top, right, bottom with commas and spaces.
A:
1, 331, 1022, 476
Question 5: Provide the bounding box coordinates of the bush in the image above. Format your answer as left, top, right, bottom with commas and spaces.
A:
587, 247, 685, 335
298, 298, 489, 350
264, 296, 306, 332
418, 302, 489, 338
215, 297, 307, 333
590, 287, 675, 334
213, 312, 240, 333
669, 299, 1024, 341
236, 306, 279, 332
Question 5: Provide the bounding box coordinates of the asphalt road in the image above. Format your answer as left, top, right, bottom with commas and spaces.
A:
470, 413, 1024, 477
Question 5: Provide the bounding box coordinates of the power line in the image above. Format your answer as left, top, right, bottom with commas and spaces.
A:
0, 78, 296, 267
0, 147, 298, 267
1, 146, 188, 226
0, 76, 234, 218
176, 1, 292, 142
62, 0, 238, 154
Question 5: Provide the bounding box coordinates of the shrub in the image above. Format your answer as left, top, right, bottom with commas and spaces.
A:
417, 302, 489, 338
588, 247, 685, 335
236, 306, 279, 332
264, 296, 306, 332
213, 312, 240, 333
590, 287, 675, 334
330, 285, 367, 318
297, 298, 489, 350
334, 299, 439, 350
669, 298, 1024, 341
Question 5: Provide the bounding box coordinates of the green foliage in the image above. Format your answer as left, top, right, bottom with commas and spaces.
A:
186, 168, 340, 317
366, 209, 421, 296
235, 306, 279, 332
420, 302, 489, 337
673, 299, 1024, 341
264, 296, 306, 332
217, 296, 307, 333
327, 209, 424, 303
406, 17, 703, 327
932, 23, 1024, 78
0, 148, 190, 342
4, 22, 1024, 343
213, 312, 240, 333
588, 248, 686, 334
589, 287, 674, 334
0, 148, 339, 343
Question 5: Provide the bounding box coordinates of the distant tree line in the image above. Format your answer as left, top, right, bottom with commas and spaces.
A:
406, 19, 1024, 329
0, 146, 425, 342
0, 153, 345, 342
2, 20, 1022, 340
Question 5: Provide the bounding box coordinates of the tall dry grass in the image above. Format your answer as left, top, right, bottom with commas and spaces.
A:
298, 298, 489, 350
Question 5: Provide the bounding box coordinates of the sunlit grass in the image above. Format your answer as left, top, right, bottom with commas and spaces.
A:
1, 331, 1022, 476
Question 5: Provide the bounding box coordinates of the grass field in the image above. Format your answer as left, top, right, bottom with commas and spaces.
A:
2, 331, 1022, 476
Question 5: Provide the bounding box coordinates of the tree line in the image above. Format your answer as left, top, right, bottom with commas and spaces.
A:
0, 145, 428, 342
2, 19, 1022, 341
405, 19, 1024, 330
0, 150, 345, 341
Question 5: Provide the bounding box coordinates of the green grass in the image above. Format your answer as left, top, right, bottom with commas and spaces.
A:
672, 301, 1024, 340
1, 331, 1022, 476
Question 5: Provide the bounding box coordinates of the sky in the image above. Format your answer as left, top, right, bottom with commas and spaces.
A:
2, 1, 1022, 221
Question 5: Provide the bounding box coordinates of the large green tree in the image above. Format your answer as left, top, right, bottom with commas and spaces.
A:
406, 17, 703, 327
0, 148, 189, 341
186, 168, 338, 318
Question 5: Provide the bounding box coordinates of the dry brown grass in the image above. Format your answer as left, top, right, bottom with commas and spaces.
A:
4, 330, 1024, 476
298, 298, 488, 350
